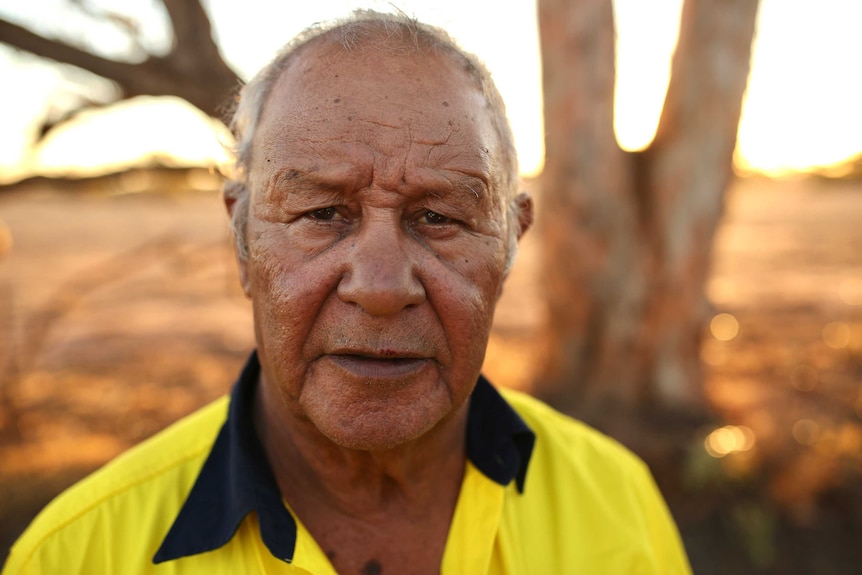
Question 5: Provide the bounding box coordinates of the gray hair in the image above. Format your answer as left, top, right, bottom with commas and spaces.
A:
224, 10, 522, 270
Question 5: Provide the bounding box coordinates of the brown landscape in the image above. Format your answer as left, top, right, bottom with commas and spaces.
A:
1, 171, 861, 573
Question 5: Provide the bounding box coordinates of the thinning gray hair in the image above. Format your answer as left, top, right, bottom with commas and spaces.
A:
224, 10, 522, 270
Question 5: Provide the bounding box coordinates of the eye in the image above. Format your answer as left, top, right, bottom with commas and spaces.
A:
308, 207, 337, 220
422, 210, 451, 225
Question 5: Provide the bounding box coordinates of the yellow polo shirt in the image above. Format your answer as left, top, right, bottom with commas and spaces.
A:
2, 353, 691, 574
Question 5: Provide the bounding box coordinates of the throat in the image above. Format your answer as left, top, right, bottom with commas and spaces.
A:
312, 508, 454, 575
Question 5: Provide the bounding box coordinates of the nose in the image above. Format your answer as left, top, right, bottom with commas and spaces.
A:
337, 216, 426, 316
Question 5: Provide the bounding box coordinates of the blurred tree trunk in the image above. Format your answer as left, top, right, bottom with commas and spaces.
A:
0, 0, 238, 120
536, 0, 759, 445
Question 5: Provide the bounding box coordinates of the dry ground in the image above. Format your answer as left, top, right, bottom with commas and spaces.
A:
1, 171, 861, 573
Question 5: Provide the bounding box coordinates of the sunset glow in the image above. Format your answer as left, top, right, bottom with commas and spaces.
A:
31, 97, 232, 178
1, 0, 861, 182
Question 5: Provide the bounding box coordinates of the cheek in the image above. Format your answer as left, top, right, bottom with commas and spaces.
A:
424, 238, 508, 358
452, 237, 509, 308
246, 232, 340, 358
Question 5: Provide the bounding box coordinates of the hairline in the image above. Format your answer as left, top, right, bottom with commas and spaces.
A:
224, 11, 521, 268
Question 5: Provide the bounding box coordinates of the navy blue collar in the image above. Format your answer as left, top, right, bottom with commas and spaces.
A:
154, 351, 535, 564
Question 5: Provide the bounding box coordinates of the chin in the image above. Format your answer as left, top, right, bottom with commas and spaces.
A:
312, 403, 449, 452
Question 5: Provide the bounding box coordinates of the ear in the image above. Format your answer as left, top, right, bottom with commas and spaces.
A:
514, 192, 533, 239
497, 192, 534, 299
235, 253, 252, 299
224, 193, 253, 299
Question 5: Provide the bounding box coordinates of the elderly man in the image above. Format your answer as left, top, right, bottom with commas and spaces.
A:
3, 11, 691, 575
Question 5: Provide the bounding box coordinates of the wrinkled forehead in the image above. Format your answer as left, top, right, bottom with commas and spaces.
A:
249, 34, 505, 190
262, 33, 487, 123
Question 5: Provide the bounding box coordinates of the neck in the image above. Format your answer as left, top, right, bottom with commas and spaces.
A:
253, 376, 469, 519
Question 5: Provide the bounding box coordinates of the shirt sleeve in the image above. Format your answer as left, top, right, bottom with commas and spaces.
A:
631, 462, 694, 575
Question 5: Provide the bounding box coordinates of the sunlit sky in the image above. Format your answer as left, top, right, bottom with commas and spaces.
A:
0, 0, 861, 182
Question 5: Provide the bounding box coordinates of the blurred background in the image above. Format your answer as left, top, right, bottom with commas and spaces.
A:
1, 0, 861, 573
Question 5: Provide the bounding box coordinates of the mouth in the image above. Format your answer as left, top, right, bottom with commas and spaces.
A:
326, 351, 432, 380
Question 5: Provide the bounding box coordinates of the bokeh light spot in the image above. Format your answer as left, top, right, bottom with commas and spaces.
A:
822, 321, 851, 349
838, 278, 862, 306
792, 419, 821, 446
789, 364, 818, 392
836, 424, 862, 456
710, 313, 740, 341
705, 425, 756, 458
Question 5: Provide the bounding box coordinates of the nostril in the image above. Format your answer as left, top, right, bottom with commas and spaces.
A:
337, 259, 425, 316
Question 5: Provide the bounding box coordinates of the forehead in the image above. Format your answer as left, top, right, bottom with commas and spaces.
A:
251, 37, 499, 171
272, 32, 483, 105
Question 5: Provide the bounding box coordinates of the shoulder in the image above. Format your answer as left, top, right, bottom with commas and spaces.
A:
500, 387, 656, 517
498, 388, 692, 574
500, 387, 646, 476
3, 396, 229, 574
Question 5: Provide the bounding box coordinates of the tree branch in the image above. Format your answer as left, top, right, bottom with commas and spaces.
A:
536, 0, 648, 407
648, 0, 760, 270
161, 0, 222, 62
0, 1, 240, 118
632, 0, 760, 407
68, 0, 148, 58
0, 18, 141, 85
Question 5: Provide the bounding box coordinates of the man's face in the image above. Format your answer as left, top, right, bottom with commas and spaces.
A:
239, 40, 518, 451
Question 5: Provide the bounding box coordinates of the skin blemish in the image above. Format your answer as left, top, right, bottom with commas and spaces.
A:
347, 116, 353, 121
326, 550, 336, 561
361, 559, 383, 575
447, 120, 453, 126
442, 100, 449, 107
334, 98, 341, 103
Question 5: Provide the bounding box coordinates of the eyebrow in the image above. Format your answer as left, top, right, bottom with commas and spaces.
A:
270, 165, 366, 192
259, 164, 367, 202
413, 169, 490, 204
260, 165, 491, 207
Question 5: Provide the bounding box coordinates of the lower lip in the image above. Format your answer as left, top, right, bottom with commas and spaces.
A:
327, 355, 431, 379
